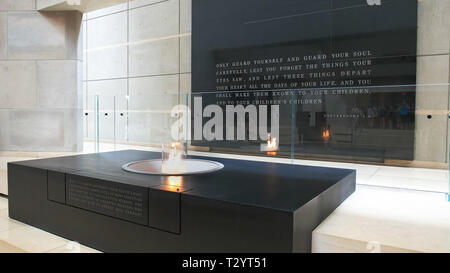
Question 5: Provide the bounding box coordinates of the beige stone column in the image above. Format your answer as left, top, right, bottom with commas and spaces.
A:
0, 1, 84, 153
414, 0, 450, 164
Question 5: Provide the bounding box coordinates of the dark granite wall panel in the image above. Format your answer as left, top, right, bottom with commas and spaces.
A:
192, 0, 418, 161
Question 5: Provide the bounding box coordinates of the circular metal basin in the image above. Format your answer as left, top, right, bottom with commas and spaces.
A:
122, 159, 224, 176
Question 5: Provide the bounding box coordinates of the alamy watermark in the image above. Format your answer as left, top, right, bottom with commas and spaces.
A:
170, 97, 280, 142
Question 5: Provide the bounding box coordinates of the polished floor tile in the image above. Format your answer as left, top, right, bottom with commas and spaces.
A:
0, 239, 26, 253
356, 173, 374, 184
0, 226, 71, 253
0, 209, 25, 233
0, 196, 100, 253
313, 185, 450, 253
0, 196, 7, 210
375, 166, 448, 181
46, 243, 101, 253
352, 164, 380, 176
312, 232, 419, 253
364, 175, 448, 193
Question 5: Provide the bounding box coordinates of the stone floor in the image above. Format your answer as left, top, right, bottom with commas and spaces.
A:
0, 141, 448, 253
312, 185, 450, 253
1, 185, 449, 253
0, 196, 99, 253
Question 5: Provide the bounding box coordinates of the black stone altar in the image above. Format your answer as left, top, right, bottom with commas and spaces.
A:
8, 150, 355, 252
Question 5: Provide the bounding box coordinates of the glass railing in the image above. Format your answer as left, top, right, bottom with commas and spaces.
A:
0, 85, 448, 195
184, 86, 415, 164
84, 93, 186, 154
82, 84, 449, 169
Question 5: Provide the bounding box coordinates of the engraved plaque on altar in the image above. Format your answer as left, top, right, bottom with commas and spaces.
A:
66, 175, 149, 225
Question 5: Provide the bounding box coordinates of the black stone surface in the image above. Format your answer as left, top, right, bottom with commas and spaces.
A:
47, 171, 66, 204
192, 0, 417, 161
8, 150, 355, 252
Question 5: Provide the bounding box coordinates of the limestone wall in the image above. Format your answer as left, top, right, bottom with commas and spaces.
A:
83, 0, 191, 145
415, 0, 450, 163
0, 0, 83, 152
84, 0, 449, 164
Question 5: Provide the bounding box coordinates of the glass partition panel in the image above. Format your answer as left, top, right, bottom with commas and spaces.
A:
97, 95, 117, 152
84, 94, 100, 153
84, 93, 184, 153
184, 89, 293, 161
127, 92, 181, 149
86, 94, 117, 153
291, 84, 416, 164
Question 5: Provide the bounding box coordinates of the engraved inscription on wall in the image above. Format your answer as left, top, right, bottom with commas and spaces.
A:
66, 176, 148, 225
214, 50, 374, 106
193, 0, 417, 160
